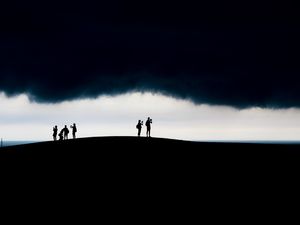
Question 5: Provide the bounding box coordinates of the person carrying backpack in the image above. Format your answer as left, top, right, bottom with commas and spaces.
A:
136, 120, 143, 137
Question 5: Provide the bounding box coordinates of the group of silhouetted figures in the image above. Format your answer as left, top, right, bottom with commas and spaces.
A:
136, 117, 152, 137
53, 123, 77, 141
52, 118, 152, 141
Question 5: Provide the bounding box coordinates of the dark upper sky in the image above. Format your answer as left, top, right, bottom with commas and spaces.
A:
0, 0, 300, 108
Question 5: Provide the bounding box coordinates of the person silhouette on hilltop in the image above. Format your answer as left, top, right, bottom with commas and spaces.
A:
63, 125, 69, 140
136, 120, 143, 137
70, 123, 77, 139
58, 129, 64, 141
53, 125, 58, 141
145, 117, 152, 137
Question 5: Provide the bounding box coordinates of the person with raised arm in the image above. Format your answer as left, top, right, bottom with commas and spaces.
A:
136, 120, 143, 137
145, 117, 152, 137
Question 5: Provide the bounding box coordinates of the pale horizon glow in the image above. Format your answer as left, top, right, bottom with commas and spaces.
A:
1, 91, 300, 142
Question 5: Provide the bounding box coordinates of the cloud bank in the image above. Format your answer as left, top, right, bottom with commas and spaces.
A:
0, 1, 300, 108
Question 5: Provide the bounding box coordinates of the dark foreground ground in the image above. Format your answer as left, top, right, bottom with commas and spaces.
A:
1, 136, 300, 168
1, 136, 299, 216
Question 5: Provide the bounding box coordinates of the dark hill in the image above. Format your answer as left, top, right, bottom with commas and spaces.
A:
1, 136, 300, 205
2, 136, 300, 184
1, 136, 300, 166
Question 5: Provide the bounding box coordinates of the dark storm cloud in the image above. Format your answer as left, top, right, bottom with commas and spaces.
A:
1, 1, 300, 108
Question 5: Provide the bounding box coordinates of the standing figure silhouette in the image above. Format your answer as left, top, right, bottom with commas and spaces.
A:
70, 123, 77, 139
63, 125, 69, 140
136, 120, 143, 137
53, 125, 58, 141
145, 117, 152, 137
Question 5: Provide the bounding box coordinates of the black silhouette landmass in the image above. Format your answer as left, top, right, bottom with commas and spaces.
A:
1, 136, 299, 208
1, 136, 300, 167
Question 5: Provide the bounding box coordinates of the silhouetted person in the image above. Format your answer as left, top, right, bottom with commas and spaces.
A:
63, 125, 69, 140
145, 117, 152, 137
53, 125, 58, 141
58, 129, 64, 141
70, 123, 77, 139
136, 120, 143, 137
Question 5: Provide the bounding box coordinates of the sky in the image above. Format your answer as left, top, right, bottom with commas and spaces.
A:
1, 1, 300, 141
1, 92, 300, 142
